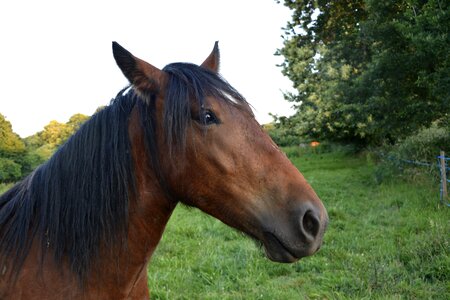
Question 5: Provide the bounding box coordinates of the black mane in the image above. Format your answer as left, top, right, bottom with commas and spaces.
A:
0, 90, 137, 283
0, 63, 247, 284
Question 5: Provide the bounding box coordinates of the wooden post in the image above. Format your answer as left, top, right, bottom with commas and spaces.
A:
440, 151, 448, 200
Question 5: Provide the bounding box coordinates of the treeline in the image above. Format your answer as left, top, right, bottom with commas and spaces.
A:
269, 0, 449, 159
0, 113, 89, 183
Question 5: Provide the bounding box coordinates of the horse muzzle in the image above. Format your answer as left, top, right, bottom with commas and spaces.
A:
261, 201, 328, 263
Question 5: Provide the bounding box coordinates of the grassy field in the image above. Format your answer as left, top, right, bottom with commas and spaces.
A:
0, 150, 448, 299
146, 150, 449, 299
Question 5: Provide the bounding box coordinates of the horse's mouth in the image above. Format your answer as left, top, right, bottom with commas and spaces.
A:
262, 232, 299, 263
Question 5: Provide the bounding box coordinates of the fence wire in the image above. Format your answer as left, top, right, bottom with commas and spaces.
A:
379, 152, 449, 207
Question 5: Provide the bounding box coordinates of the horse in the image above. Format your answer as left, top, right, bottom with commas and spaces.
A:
0, 42, 328, 299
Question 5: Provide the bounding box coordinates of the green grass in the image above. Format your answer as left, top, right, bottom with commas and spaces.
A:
147, 151, 449, 299
1, 152, 448, 299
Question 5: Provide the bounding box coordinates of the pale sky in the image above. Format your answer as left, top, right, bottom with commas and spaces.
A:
0, 0, 296, 137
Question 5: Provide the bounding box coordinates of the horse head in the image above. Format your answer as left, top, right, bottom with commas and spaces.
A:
113, 42, 328, 263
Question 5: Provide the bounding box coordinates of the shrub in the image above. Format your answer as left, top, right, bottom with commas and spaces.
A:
265, 125, 303, 147
0, 158, 22, 182
375, 121, 449, 183
394, 121, 449, 163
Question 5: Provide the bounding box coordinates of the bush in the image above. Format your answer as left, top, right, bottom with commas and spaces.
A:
0, 158, 22, 182
264, 124, 303, 147
375, 121, 450, 183
0, 183, 13, 194
394, 122, 449, 163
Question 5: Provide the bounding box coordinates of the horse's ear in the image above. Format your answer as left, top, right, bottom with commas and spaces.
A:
201, 41, 220, 73
112, 42, 166, 94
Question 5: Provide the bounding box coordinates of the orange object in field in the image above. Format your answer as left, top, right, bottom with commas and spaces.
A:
310, 141, 320, 147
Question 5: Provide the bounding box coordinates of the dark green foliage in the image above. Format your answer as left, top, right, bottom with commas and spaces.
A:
392, 121, 449, 163
0, 184, 13, 194
0, 158, 22, 182
264, 116, 305, 146
375, 120, 450, 183
276, 0, 450, 146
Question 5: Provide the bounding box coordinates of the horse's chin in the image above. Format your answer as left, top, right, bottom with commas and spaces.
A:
262, 232, 300, 263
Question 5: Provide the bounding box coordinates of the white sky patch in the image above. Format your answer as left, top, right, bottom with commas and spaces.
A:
0, 0, 296, 137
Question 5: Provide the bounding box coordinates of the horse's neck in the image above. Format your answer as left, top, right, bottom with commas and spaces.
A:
112, 178, 175, 297
101, 106, 177, 296
80, 181, 175, 298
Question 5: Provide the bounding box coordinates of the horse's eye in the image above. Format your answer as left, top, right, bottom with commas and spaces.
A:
198, 110, 219, 125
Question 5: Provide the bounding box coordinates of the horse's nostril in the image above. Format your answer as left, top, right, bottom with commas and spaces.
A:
302, 210, 320, 239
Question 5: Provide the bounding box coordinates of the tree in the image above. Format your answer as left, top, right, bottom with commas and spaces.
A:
67, 113, 89, 133
277, 0, 450, 146
0, 158, 22, 182
40, 120, 70, 147
0, 113, 26, 182
0, 112, 90, 183
0, 113, 25, 155
39, 113, 89, 148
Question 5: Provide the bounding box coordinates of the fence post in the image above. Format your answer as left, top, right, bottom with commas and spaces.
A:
440, 151, 448, 200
